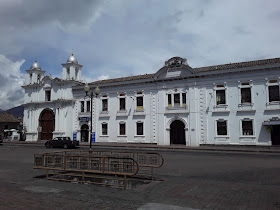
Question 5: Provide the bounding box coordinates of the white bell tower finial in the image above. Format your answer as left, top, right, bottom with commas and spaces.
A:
61, 53, 83, 81
25, 60, 45, 85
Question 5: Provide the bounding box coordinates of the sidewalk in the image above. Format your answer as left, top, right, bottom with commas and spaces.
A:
3, 140, 280, 153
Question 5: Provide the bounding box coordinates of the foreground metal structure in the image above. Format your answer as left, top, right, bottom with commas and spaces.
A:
34, 150, 164, 189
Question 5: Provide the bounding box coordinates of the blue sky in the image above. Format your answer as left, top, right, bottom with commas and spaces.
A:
0, 0, 280, 110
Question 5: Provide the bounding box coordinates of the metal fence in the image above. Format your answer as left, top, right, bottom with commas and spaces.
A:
34, 150, 164, 189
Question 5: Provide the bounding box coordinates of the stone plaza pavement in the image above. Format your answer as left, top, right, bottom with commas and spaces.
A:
0, 142, 280, 209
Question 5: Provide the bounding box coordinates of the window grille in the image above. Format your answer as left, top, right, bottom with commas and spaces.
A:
242, 121, 253, 135
217, 121, 227, 135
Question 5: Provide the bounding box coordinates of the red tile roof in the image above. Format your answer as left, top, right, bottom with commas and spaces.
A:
195, 57, 280, 72
77, 57, 280, 86
0, 112, 21, 123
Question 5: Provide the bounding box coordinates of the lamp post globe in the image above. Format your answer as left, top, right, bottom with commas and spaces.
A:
94, 86, 100, 96
84, 83, 90, 94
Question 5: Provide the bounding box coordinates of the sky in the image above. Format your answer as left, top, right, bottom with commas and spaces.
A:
0, 0, 280, 110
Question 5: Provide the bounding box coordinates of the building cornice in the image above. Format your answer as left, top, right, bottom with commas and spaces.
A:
22, 99, 75, 107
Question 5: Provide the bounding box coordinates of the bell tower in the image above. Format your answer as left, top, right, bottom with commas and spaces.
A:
25, 61, 45, 85
61, 54, 82, 81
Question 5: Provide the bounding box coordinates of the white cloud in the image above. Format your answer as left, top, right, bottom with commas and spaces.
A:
98, 75, 109, 80
82, 74, 109, 83
0, 55, 25, 110
0, 0, 280, 108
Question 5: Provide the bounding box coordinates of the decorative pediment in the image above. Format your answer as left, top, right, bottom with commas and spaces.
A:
165, 57, 186, 69
42, 76, 52, 88
154, 57, 196, 80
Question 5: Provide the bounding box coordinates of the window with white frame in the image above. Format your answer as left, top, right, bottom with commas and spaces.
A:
119, 93, 126, 111
86, 101, 90, 112
240, 82, 252, 104
119, 122, 126, 135
136, 122, 144, 135
168, 94, 172, 107
102, 123, 108, 135
268, 80, 280, 102
217, 120, 227, 135
80, 101, 85, 112
241, 120, 253, 136
136, 92, 143, 110
167, 92, 187, 108
102, 99, 108, 111
215, 84, 226, 105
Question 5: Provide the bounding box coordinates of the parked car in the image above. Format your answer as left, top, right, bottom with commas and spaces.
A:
45, 137, 79, 149
0, 135, 3, 144
4, 129, 20, 141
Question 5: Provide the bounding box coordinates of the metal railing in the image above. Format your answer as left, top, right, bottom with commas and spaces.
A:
34, 150, 164, 188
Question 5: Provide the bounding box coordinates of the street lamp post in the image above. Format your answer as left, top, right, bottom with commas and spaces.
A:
84, 83, 100, 150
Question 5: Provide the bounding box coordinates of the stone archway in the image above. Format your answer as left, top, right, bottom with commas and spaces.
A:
81, 124, 89, 142
170, 120, 186, 145
39, 109, 55, 140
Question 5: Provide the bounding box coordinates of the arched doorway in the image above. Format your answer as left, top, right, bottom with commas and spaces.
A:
170, 120, 186, 145
271, 125, 280, 145
39, 109, 55, 140
81, 124, 89, 142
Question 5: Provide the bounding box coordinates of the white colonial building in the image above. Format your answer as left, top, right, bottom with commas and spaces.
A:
22, 54, 280, 146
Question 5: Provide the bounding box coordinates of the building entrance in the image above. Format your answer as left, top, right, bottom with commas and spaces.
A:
81, 124, 89, 142
271, 125, 280, 145
39, 109, 55, 140
170, 120, 186, 145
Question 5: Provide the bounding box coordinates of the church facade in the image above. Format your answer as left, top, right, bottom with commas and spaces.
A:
22, 55, 280, 146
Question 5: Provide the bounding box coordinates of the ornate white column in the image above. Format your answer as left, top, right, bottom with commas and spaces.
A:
55, 108, 59, 131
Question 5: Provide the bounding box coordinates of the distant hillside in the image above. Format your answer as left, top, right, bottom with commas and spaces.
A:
5, 105, 24, 118
0, 109, 4, 112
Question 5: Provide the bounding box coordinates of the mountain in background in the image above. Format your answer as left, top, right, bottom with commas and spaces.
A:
4, 105, 24, 118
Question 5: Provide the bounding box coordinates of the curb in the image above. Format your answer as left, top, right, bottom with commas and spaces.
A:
2, 141, 280, 154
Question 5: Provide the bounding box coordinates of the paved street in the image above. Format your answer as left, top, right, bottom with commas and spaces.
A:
0, 143, 280, 209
